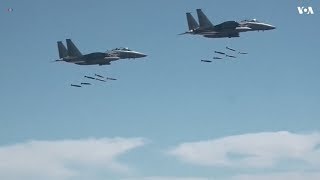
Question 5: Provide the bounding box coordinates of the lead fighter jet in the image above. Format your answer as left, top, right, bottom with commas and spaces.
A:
180, 9, 275, 38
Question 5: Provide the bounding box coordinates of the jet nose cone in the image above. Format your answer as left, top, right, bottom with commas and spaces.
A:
270, 26, 276, 29
140, 53, 147, 57
136, 53, 147, 58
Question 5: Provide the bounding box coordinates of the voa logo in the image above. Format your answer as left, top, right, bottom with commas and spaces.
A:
297, 6, 314, 14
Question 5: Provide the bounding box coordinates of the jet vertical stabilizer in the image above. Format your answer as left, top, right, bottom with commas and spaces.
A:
196, 9, 214, 28
57, 41, 68, 59
186, 13, 199, 30
66, 39, 82, 57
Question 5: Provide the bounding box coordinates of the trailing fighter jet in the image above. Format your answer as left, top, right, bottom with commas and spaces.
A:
201, 59, 212, 63
180, 9, 275, 38
108, 47, 147, 59
55, 39, 121, 66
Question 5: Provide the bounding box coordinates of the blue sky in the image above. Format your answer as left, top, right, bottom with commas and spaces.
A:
0, 0, 320, 180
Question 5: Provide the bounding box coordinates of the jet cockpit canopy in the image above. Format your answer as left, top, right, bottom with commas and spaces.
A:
112, 47, 132, 51
241, 19, 259, 23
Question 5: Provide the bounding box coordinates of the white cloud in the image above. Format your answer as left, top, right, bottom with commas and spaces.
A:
0, 137, 146, 180
168, 131, 320, 168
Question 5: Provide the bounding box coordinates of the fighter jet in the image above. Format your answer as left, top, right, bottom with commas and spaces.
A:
55, 39, 121, 66
180, 9, 275, 38
201, 59, 212, 63
108, 47, 147, 59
